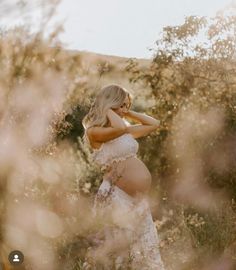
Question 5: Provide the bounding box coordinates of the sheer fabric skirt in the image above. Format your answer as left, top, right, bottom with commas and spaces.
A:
87, 179, 165, 270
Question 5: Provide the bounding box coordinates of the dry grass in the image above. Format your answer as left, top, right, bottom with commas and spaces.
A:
0, 2, 236, 270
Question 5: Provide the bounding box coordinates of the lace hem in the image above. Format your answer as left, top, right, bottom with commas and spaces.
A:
100, 153, 137, 172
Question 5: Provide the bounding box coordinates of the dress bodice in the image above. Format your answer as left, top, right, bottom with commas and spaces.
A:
91, 133, 139, 172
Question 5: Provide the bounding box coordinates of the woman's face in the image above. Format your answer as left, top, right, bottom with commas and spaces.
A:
112, 95, 130, 118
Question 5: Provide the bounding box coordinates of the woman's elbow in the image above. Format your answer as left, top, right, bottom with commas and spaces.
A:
144, 125, 159, 134
151, 120, 160, 128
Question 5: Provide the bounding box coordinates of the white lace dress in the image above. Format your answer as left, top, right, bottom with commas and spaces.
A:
87, 133, 165, 270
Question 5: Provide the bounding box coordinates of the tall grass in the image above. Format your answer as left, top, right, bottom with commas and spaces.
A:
1, 1, 236, 270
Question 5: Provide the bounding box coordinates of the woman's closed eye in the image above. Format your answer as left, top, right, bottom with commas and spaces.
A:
121, 102, 129, 109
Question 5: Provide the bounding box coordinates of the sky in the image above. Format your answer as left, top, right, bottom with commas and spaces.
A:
0, 0, 234, 59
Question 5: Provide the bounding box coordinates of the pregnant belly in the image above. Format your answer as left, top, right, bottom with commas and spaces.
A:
104, 157, 152, 197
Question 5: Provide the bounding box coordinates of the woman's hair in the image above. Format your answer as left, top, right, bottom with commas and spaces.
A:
82, 84, 132, 145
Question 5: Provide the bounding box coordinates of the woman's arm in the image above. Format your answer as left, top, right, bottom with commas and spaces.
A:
125, 110, 160, 126
124, 110, 161, 139
107, 108, 127, 129
87, 109, 127, 143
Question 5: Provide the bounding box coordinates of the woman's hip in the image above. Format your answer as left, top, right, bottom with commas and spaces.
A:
96, 179, 148, 212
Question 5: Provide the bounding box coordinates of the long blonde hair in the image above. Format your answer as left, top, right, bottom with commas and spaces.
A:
82, 84, 132, 145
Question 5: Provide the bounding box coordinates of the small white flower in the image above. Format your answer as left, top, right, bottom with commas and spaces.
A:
84, 182, 91, 189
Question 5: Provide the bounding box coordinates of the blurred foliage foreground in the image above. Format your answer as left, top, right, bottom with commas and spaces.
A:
0, 8, 236, 270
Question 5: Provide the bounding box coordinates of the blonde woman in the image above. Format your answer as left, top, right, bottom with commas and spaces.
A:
82, 84, 165, 269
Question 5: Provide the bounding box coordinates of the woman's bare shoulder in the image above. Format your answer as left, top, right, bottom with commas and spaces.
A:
86, 124, 127, 143
86, 124, 110, 137
86, 127, 101, 149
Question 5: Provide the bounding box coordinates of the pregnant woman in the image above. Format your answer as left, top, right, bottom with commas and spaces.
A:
82, 84, 165, 269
